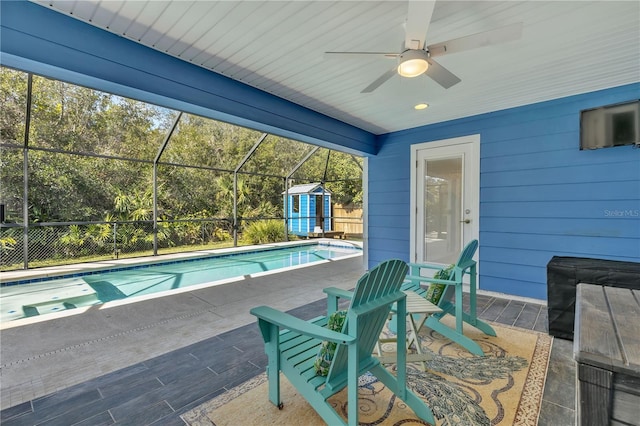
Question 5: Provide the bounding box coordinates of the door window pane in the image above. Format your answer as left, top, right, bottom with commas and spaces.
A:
423, 157, 462, 264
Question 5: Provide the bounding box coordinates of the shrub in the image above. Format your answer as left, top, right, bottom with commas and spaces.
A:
212, 227, 231, 242
241, 220, 287, 244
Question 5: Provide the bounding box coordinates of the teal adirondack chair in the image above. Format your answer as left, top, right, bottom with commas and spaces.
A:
402, 239, 496, 356
250, 259, 435, 426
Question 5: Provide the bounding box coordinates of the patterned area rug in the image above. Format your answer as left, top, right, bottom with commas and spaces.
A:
182, 319, 551, 426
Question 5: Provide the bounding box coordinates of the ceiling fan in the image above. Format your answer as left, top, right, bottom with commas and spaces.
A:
325, 1, 523, 93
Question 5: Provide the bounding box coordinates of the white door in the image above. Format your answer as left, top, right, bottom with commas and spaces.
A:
410, 135, 479, 265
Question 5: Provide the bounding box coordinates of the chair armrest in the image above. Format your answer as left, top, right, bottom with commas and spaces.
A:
323, 287, 354, 300
409, 260, 475, 273
401, 279, 421, 291
250, 306, 356, 345
407, 262, 442, 270
351, 291, 406, 315
324, 287, 354, 315
405, 275, 460, 286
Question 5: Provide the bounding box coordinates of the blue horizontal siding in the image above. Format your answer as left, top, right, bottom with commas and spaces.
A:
481, 261, 545, 287
368, 215, 410, 228
368, 226, 409, 242
368, 246, 411, 266
479, 246, 557, 268
481, 181, 640, 202
479, 276, 543, 300
482, 133, 577, 157
481, 200, 639, 219
482, 162, 638, 187
481, 146, 638, 172
368, 139, 412, 270
368, 158, 410, 265
481, 217, 640, 238
480, 232, 639, 260
368, 190, 410, 206
370, 83, 640, 300
481, 115, 576, 143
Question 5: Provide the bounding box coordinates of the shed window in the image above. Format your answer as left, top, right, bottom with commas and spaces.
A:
293, 195, 300, 213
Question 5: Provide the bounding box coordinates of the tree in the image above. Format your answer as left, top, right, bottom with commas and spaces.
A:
0, 65, 363, 260
0, 67, 28, 144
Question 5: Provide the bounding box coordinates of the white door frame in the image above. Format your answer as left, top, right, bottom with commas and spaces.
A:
410, 134, 480, 264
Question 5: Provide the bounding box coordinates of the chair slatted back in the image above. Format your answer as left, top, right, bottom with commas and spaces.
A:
325, 259, 408, 388
457, 239, 478, 268
441, 239, 478, 302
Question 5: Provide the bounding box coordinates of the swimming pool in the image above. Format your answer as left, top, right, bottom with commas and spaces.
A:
0, 242, 361, 323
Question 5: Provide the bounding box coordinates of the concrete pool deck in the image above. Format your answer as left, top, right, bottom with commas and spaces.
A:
0, 252, 365, 410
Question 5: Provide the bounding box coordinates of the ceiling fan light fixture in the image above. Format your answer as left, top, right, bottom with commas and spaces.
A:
397, 50, 429, 78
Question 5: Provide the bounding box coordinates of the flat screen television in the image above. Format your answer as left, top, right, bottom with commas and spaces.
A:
580, 100, 640, 150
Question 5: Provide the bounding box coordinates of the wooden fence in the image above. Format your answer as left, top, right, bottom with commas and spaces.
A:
332, 203, 363, 237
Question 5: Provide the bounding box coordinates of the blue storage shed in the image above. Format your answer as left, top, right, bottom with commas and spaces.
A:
284, 183, 332, 237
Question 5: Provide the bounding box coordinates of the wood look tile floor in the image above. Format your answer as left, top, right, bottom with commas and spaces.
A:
0, 260, 574, 425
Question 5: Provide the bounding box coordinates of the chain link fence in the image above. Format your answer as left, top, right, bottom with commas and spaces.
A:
0, 214, 362, 272
0, 225, 22, 269
0, 219, 237, 271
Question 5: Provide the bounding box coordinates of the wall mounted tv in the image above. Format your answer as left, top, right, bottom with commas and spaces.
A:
580, 100, 640, 150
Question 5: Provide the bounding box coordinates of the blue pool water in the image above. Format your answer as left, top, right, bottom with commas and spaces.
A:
0, 243, 361, 322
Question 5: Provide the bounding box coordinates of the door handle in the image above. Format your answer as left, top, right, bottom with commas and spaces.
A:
460, 219, 471, 224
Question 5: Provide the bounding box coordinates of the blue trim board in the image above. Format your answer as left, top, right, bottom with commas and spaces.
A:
369, 83, 640, 300
0, 0, 375, 156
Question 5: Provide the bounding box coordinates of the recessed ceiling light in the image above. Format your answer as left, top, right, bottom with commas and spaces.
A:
414, 103, 429, 110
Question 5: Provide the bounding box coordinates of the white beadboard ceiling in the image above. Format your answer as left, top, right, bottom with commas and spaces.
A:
31, 1, 640, 135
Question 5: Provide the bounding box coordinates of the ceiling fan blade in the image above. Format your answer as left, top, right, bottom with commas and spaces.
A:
427, 22, 523, 57
405, 0, 436, 50
324, 52, 398, 60
425, 58, 461, 89
361, 67, 397, 93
